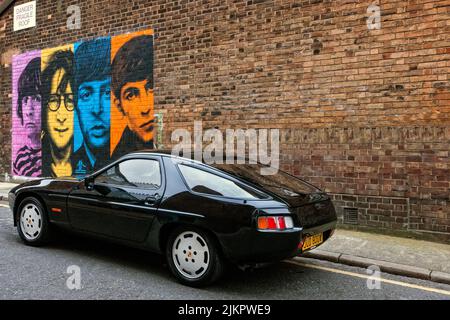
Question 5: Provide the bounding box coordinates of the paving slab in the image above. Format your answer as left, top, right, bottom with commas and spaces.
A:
312, 229, 450, 274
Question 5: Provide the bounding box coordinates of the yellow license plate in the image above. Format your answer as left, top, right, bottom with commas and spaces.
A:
302, 233, 323, 251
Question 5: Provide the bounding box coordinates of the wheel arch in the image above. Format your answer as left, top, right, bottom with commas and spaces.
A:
13, 192, 47, 226
158, 222, 226, 258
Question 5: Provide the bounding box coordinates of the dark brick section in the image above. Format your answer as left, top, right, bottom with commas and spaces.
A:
332, 194, 410, 230
1, 0, 449, 240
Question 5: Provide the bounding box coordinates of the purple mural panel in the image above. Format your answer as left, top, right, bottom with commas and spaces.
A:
12, 50, 42, 177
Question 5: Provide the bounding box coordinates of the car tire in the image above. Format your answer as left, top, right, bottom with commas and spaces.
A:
16, 197, 51, 246
166, 226, 224, 287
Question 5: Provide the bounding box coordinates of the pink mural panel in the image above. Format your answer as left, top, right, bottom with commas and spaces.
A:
11, 50, 42, 177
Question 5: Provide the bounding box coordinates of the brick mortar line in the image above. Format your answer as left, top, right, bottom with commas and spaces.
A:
331, 193, 409, 200
301, 250, 450, 286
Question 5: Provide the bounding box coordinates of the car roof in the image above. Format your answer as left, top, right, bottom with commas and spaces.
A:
126, 149, 256, 165
127, 149, 199, 160
130, 149, 174, 155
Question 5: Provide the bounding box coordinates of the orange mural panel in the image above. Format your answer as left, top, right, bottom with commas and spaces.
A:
110, 29, 154, 158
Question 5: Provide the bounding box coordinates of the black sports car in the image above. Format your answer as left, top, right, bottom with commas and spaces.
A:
9, 150, 337, 286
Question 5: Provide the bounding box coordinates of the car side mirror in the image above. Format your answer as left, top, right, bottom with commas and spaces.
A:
84, 176, 95, 191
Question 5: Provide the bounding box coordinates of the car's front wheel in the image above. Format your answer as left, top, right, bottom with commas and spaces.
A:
166, 226, 224, 287
17, 197, 51, 246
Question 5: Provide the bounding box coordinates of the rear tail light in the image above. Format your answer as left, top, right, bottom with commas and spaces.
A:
277, 217, 286, 229
257, 216, 294, 231
267, 217, 277, 229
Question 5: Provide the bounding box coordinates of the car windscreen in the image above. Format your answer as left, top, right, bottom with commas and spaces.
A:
212, 163, 319, 199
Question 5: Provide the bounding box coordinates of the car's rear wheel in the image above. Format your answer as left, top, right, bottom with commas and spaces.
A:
17, 197, 51, 246
166, 226, 224, 287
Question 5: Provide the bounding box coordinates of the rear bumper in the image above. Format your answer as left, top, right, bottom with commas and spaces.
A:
218, 198, 338, 264
221, 220, 337, 264
219, 230, 300, 264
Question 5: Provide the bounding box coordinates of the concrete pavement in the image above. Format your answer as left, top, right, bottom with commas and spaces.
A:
304, 229, 450, 285
312, 229, 450, 274
1, 181, 449, 286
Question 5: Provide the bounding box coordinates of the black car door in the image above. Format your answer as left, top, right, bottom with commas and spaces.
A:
67, 156, 165, 242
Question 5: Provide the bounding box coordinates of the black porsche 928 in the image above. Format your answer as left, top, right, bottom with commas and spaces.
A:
9, 150, 337, 286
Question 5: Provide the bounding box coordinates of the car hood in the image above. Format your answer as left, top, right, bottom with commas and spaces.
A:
11, 176, 82, 194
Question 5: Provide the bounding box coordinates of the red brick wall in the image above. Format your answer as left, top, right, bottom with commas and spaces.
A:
1, 0, 449, 240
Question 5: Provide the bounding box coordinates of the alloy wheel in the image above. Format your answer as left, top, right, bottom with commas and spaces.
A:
172, 231, 210, 279
20, 203, 42, 241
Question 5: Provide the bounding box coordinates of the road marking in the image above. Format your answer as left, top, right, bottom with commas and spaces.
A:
285, 260, 450, 297
0, 204, 9, 208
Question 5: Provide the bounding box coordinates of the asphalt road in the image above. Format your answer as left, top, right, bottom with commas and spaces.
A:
0, 205, 449, 300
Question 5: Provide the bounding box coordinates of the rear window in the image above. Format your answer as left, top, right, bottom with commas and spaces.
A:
212, 163, 318, 198
178, 164, 269, 199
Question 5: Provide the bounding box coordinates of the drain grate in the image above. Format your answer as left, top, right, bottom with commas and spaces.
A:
343, 207, 358, 225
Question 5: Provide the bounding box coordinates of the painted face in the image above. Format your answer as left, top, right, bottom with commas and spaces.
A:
77, 78, 111, 150
47, 69, 74, 150
119, 79, 154, 143
21, 94, 41, 148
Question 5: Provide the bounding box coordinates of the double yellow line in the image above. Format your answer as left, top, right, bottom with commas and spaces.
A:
285, 260, 450, 297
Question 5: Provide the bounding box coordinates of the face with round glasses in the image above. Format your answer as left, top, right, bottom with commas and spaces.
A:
47, 68, 74, 150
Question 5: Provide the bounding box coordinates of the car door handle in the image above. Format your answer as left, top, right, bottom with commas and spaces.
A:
145, 193, 160, 206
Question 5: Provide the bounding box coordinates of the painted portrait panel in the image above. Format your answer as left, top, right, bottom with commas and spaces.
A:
72, 37, 111, 176
11, 29, 156, 178
11, 51, 42, 177
41, 44, 75, 177
110, 29, 155, 160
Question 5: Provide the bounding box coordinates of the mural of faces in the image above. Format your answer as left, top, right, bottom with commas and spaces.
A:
72, 38, 112, 175
77, 78, 111, 149
12, 52, 42, 177
40, 46, 75, 178
119, 79, 154, 143
111, 31, 155, 160
21, 95, 42, 146
47, 68, 74, 150
11, 30, 155, 178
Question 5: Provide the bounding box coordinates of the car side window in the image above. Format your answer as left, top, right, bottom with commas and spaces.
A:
96, 159, 161, 189
178, 164, 267, 199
